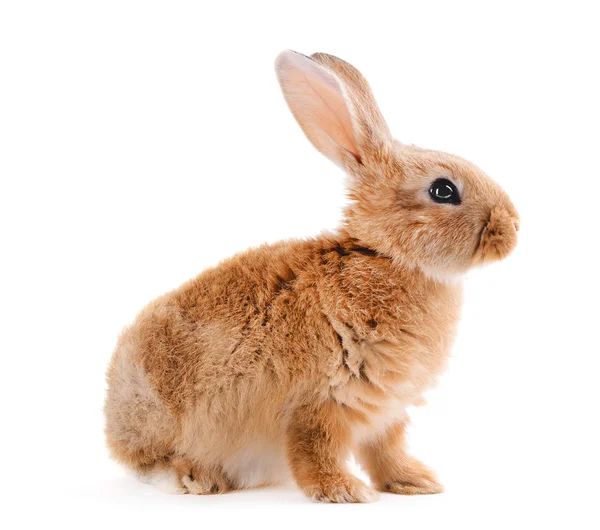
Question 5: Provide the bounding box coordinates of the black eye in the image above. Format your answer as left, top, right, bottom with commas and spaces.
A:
429, 178, 461, 205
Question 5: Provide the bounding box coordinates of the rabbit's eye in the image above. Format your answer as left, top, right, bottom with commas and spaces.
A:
429, 178, 461, 205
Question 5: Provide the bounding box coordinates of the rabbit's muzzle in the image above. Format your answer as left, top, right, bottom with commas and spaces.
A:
473, 206, 519, 265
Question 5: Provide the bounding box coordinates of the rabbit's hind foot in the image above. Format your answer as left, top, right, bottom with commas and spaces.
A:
171, 457, 232, 495
139, 456, 232, 495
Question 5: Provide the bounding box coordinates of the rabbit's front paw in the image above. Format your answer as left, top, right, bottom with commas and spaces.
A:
383, 476, 443, 495
372, 454, 444, 495
304, 474, 379, 503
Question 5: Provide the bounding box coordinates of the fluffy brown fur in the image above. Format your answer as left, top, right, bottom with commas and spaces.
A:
105, 50, 519, 503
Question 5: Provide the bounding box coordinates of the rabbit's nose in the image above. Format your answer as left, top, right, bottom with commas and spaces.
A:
473, 206, 518, 265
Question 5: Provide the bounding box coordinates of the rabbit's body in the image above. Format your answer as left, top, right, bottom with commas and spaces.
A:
105, 50, 518, 502
105, 234, 461, 492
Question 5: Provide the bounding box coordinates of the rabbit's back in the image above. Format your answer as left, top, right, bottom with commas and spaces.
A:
132, 239, 338, 412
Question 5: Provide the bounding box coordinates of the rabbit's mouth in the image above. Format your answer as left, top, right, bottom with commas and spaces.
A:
472, 207, 519, 265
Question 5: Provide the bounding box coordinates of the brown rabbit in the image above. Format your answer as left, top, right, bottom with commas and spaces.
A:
104, 50, 519, 503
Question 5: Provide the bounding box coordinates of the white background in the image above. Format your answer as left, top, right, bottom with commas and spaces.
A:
1, 1, 599, 528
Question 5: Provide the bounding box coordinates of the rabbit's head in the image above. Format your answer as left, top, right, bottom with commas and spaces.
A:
276, 51, 519, 282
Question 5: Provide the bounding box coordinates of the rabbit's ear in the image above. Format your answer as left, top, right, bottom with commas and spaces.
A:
275, 50, 391, 168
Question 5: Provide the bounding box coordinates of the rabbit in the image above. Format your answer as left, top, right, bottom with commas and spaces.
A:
104, 50, 519, 503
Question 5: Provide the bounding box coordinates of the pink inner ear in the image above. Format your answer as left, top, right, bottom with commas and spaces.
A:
301, 72, 359, 158
276, 52, 360, 162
